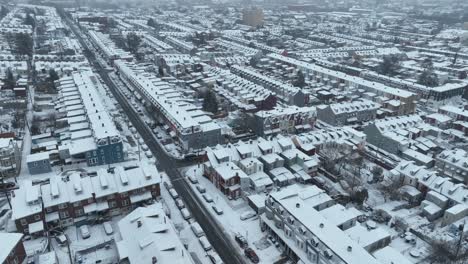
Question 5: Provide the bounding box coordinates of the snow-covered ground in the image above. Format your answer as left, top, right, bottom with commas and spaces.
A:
180, 165, 283, 264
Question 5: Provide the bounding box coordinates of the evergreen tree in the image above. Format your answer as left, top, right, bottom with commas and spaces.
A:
158, 65, 164, 77
202, 91, 218, 114
418, 70, 439, 87
126, 33, 141, 55
293, 70, 306, 88
25, 13, 35, 28
14, 33, 33, 56
378, 55, 401, 76
147, 18, 155, 27
4, 69, 15, 89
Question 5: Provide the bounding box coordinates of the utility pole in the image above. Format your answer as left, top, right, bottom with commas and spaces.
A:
65, 233, 73, 264
455, 221, 465, 260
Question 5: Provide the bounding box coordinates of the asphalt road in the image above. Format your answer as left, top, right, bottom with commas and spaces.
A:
66, 18, 246, 264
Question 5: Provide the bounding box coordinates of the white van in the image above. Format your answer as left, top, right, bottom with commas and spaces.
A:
190, 222, 205, 237
198, 236, 212, 251
181, 208, 192, 220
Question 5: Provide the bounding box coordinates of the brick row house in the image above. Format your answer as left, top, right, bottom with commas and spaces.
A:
11, 162, 160, 234
1, 233, 26, 264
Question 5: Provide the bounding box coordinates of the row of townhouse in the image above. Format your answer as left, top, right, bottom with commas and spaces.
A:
114, 60, 222, 150
267, 53, 418, 115
435, 148, 468, 184
230, 65, 310, 107
253, 106, 316, 136
392, 161, 468, 227
204, 136, 319, 198
87, 30, 133, 64
26, 71, 126, 174
360, 70, 468, 102
205, 66, 278, 112
142, 35, 175, 53
116, 204, 195, 264
261, 184, 395, 264
164, 36, 196, 54
317, 99, 380, 126
11, 162, 160, 234
292, 127, 367, 156
215, 39, 262, 58
363, 114, 439, 156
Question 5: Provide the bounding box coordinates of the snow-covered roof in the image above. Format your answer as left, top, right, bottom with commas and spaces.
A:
0, 233, 23, 263
11, 180, 42, 220
373, 246, 413, 264
269, 185, 380, 264
117, 204, 194, 264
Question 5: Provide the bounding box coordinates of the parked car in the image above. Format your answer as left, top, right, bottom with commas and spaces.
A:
103, 222, 113, 235
190, 222, 205, 237
235, 234, 248, 249
188, 174, 198, 184
240, 211, 257, 221
202, 194, 214, 203
79, 225, 91, 239
55, 234, 68, 246
198, 236, 212, 251
0, 181, 15, 189
207, 252, 223, 264
244, 247, 259, 263
181, 208, 192, 220
212, 205, 224, 215
145, 151, 153, 158
169, 188, 179, 199
175, 199, 185, 209
196, 185, 206, 193
164, 181, 173, 190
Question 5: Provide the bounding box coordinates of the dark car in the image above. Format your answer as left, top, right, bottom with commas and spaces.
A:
235, 234, 248, 249
0, 181, 15, 189
244, 247, 259, 263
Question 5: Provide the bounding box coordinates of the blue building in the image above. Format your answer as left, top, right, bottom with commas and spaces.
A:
26, 152, 52, 175
54, 71, 126, 167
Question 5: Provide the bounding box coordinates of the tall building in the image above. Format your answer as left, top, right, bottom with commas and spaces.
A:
242, 7, 264, 27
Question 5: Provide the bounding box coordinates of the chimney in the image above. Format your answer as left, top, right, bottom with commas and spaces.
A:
347, 246, 352, 252
296, 203, 300, 208
152, 256, 158, 264
137, 220, 142, 228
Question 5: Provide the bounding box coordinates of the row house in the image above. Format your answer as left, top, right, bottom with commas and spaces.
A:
261, 184, 379, 264
11, 180, 44, 235
231, 65, 310, 107
268, 53, 418, 115
204, 136, 319, 198
317, 100, 380, 126
1, 233, 26, 264
254, 106, 316, 136
12, 163, 161, 234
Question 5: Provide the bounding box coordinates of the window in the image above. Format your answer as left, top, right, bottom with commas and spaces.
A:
109, 201, 117, 208
20, 219, 27, 226
74, 201, 81, 207
34, 214, 41, 221
46, 207, 52, 213
122, 200, 129, 206
75, 209, 84, 216
58, 203, 68, 209
59, 211, 69, 219
121, 192, 128, 197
